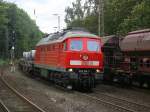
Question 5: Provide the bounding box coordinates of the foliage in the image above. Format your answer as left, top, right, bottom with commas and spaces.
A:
65, 0, 84, 28
0, 58, 8, 66
65, 0, 150, 36
118, 0, 150, 34
0, 0, 43, 58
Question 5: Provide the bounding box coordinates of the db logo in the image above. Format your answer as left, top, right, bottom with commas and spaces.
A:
82, 55, 88, 60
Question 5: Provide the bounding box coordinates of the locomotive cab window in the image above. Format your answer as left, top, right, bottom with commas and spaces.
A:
87, 41, 100, 52
70, 40, 83, 51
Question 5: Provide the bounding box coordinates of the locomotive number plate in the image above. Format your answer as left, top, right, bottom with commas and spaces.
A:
81, 61, 99, 66
82, 61, 89, 65
70, 60, 99, 66
82, 61, 93, 65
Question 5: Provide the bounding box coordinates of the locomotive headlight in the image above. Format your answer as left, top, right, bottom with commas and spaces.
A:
68, 68, 73, 72
96, 69, 100, 73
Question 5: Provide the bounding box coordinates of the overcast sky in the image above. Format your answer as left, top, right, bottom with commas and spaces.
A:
6, 0, 75, 33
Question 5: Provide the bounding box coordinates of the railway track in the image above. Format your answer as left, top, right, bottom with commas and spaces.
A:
77, 90, 150, 112
0, 75, 46, 112
33, 77, 133, 112
25, 73, 150, 112
95, 89, 150, 112
0, 100, 10, 112
8, 69, 150, 112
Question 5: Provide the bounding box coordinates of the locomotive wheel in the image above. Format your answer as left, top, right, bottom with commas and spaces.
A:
143, 82, 149, 88
146, 78, 150, 89
148, 81, 150, 89
139, 81, 144, 88
138, 76, 148, 88
139, 80, 148, 88
142, 80, 150, 89
77, 77, 93, 92
124, 77, 132, 86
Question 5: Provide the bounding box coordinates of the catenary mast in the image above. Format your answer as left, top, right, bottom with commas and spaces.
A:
98, 0, 104, 37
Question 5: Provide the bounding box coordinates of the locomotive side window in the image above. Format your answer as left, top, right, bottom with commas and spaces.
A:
87, 41, 99, 52
70, 40, 82, 51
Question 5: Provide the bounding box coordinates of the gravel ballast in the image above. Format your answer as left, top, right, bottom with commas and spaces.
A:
3, 67, 150, 112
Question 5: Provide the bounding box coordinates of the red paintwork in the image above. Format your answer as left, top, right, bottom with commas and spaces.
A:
34, 37, 103, 71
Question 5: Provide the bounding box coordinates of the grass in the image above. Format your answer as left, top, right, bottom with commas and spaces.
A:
0, 58, 9, 67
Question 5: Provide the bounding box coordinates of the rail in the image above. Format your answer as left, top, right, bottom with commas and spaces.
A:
77, 92, 136, 112
0, 75, 46, 112
0, 100, 10, 112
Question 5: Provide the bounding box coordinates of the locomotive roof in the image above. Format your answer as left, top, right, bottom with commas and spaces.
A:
36, 30, 100, 46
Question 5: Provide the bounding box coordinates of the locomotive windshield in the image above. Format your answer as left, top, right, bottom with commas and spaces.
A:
70, 40, 83, 51
87, 41, 100, 52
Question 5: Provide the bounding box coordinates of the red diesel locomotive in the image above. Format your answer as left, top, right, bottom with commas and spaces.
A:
20, 28, 103, 90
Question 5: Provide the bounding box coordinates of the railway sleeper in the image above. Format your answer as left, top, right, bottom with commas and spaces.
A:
134, 75, 150, 89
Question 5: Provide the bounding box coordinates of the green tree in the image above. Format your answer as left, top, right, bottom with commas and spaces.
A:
0, 0, 9, 57
65, 0, 84, 27
65, 0, 149, 36
0, 1, 43, 58
118, 0, 150, 34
